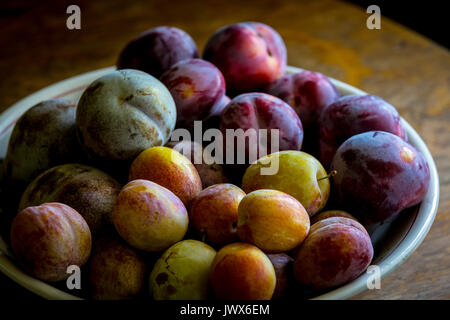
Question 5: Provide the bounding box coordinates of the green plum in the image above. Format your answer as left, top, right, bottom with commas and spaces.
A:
242, 151, 330, 216
149, 240, 216, 300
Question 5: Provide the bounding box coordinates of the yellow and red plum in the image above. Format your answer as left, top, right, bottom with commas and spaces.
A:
293, 217, 373, 290
319, 95, 407, 167
160, 59, 226, 131
210, 243, 276, 300
237, 190, 310, 253
168, 140, 229, 189
10, 202, 92, 282
203, 22, 286, 93
129, 146, 202, 207
89, 237, 146, 300
330, 131, 430, 224
189, 184, 245, 246
117, 26, 199, 78
113, 179, 188, 252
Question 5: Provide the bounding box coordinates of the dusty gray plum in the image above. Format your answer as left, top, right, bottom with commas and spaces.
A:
19, 164, 121, 236
76, 69, 176, 162
5, 99, 81, 192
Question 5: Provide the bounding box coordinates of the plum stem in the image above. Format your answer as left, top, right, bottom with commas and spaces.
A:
317, 170, 337, 182
201, 231, 207, 243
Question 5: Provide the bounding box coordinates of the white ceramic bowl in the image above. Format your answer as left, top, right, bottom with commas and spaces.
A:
0, 66, 439, 300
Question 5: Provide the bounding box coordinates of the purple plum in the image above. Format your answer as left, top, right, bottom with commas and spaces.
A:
331, 131, 430, 224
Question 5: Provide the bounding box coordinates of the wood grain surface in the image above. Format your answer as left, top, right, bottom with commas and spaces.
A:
0, 0, 448, 300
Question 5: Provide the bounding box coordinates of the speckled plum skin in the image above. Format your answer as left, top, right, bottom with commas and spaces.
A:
89, 237, 147, 300
10, 202, 92, 282
331, 131, 430, 224
189, 184, 245, 246
117, 26, 199, 78
220, 93, 303, 168
5, 99, 81, 192
203, 22, 287, 94
319, 95, 407, 167
113, 179, 189, 252
76, 69, 176, 162
19, 164, 121, 236
129, 146, 202, 207
266, 71, 340, 130
160, 59, 226, 130
293, 217, 373, 290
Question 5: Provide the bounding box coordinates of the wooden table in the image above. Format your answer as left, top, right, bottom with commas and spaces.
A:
0, 0, 448, 300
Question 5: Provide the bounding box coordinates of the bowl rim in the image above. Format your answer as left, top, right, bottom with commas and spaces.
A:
0, 66, 439, 300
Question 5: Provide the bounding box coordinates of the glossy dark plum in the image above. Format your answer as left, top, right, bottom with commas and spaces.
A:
203, 22, 286, 94
160, 59, 226, 131
203, 95, 231, 131
331, 131, 430, 224
219, 93, 303, 172
266, 71, 339, 130
117, 26, 199, 78
319, 95, 407, 167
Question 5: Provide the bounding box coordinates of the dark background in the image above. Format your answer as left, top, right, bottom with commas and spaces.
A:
0, 1, 448, 48
349, 0, 448, 48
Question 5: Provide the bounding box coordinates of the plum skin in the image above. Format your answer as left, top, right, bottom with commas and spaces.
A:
293, 218, 373, 290
319, 95, 407, 167
10, 202, 92, 282
5, 99, 81, 192
219, 92, 303, 168
19, 163, 121, 237
189, 184, 245, 247
117, 26, 199, 78
266, 71, 340, 130
160, 58, 226, 131
89, 237, 147, 300
167, 140, 229, 189
76, 69, 176, 162
203, 22, 287, 94
331, 131, 430, 224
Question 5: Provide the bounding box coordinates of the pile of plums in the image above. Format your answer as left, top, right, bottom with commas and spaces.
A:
2, 22, 430, 300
